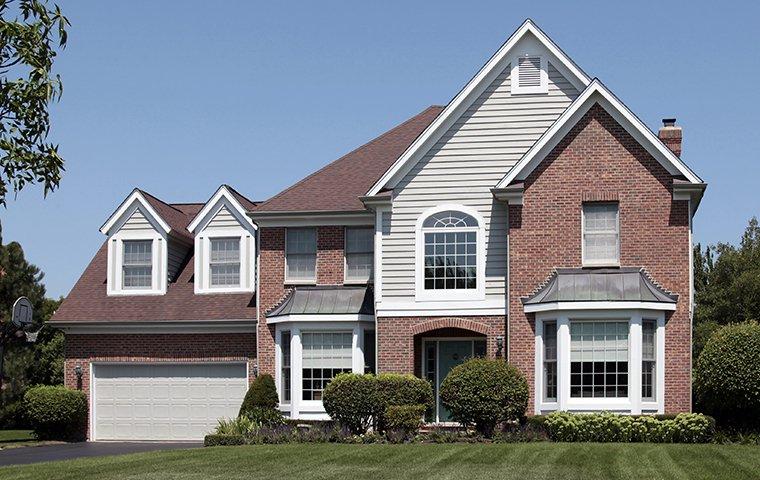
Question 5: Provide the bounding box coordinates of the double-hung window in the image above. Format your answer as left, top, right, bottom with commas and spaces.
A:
570, 321, 629, 398
286, 228, 316, 282
122, 240, 152, 288
582, 203, 620, 266
301, 331, 352, 401
345, 227, 374, 283
209, 238, 240, 287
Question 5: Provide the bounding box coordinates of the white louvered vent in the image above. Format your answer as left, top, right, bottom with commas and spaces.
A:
518, 56, 541, 87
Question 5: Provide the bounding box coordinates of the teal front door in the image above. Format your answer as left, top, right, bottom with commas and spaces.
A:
424, 339, 487, 422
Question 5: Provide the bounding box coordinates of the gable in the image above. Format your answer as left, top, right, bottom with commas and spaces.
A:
188, 185, 256, 234
120, 206, 155, 232
205, 205, 239, 230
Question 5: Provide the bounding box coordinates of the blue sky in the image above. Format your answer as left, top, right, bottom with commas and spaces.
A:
2, 1, 758, 298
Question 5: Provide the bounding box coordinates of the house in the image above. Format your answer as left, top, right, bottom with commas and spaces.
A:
50, 19, 706, 441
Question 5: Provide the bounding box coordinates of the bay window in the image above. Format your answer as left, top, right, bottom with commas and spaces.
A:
642, 320, 656, 401
543, 321, 557, 402
301, 331, 353, 401
280, 331, 291, 403
570, 321, 628, 398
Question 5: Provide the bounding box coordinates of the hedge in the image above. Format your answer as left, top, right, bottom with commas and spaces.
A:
322, 373, 378, 434
24, 386, 88, 441
385, 404, 426, 438
375, 374, 433, 431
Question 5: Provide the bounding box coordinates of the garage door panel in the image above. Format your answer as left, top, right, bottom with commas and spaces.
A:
93, 363, 247, 441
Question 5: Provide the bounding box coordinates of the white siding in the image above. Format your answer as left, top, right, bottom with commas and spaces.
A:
382, 62, 579, 302
121, 207, 154, 232
206, 206, 239, 229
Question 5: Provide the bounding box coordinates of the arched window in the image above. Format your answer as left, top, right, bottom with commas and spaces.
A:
421, 210, 479, 291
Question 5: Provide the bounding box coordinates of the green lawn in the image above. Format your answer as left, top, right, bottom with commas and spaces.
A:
0, 430, 37, 449
1, 443, 760, 480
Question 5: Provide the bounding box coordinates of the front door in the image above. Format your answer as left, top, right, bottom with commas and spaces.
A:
424, 339, 486, 422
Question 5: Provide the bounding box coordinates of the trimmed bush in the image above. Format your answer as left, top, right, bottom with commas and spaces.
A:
322, 373, 378, 434
0, 400, 29, 429
541, 412, 714, 443
694, 321, 760, 428
376, 374, 433, 431
439, 358, 529, 436
385, 404, 425, 439
24, 386, 87, 441
204, 434, 245, 446
239, 374, 279, 415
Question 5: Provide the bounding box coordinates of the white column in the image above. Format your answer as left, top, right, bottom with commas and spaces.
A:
557, 315, 570, 412
629, 314, 643, 415
534, 320, 543, 415
353, 325, 365, 373
657, 314, 666, 413
290, 327, 302, 419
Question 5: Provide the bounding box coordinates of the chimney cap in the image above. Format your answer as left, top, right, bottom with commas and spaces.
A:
662, 118, 677, 127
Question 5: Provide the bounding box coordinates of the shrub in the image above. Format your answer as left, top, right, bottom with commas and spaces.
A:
385, 404, 425, 441
439, 358, 529, 436
24, 386, 87, 441
246, 407, 285, 427
0, 400, 28, 429
542, 412, 714, 443
204, 434, 245, 446
694, 321, 760, 429
322, 373, 378, 434
375, 374, 433, 431
213, 416, 257, 436
239, 374, 279, 415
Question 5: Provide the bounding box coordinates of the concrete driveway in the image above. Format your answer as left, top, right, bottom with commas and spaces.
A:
0, 441, 202, 467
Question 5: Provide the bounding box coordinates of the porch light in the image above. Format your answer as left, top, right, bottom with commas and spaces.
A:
496, 336, 504, 357
74, 364, 83, 379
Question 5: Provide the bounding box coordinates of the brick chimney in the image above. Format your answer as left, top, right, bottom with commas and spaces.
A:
659, 118, 682, 157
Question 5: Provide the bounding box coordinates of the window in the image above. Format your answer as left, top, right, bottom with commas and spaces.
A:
122, 240, 152, 288
301, 331, 352, 401
642, 320, 656, 401
570, 321, 628, 398
544, 322, 558, 402
422, 210, 478, 290
286, 228, 316, 282
209, 238, 240, 287
583, 203, 620, 266
363, 330, 376, 374
345, 227, 374, 283
281, 331, 291, 403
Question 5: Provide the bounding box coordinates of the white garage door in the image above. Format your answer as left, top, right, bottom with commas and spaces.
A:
92, 363, 248, 441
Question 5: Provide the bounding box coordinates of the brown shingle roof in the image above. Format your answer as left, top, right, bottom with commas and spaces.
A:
252, 106, 443, 213
52, 201, 256, 323
138, 189, 195, 242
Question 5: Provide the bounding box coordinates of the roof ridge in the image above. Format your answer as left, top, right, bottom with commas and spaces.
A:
223, 184, 258, 207
255, 105, 443, 211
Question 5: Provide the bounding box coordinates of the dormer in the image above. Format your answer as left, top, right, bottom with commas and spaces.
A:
187, 185, 257, 294
100, 189, 193, 296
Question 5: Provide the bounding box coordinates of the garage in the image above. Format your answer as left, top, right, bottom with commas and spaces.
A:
92, 363, 248, 441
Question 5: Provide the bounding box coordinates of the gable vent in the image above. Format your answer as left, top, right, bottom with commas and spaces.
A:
518, 56, 541, 87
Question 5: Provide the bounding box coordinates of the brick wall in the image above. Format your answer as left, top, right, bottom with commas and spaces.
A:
377, 316, 505, 374
508, 103, 691, 413
257, 225, 347, 375
63, 333, 256, 438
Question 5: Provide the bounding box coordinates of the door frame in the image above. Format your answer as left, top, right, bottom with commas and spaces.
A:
89, 361, 249, 441
419, 337, 485, 424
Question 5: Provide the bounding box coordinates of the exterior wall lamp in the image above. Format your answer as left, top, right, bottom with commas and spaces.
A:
74, 364, 83, 390
496, 336, 504, 357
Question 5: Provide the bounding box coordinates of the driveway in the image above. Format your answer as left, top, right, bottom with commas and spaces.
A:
0, 441, 202, 466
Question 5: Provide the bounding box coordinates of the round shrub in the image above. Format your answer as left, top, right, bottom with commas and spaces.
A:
24, 386, 88, 441
439, 358, 528, 436
376, 374, 433, 430
385, 404, 426, 440
322, 373, 378, 434
694, 321, 760, 428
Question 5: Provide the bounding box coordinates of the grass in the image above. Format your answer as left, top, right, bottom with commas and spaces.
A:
0, 430, 39, 449
1, 443, 760, 480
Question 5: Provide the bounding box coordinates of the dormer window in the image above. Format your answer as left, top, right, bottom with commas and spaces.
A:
122, 240, 153, 289
209, 238, 241, 287
512, 54, 548, 95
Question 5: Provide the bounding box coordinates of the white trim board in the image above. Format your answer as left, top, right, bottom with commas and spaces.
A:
100, 189, 172, 236
266, 314, 375, 325
524, 301, 677, 313
187, 185, 257, 233
495, 79, 703, 189
366, 19, 591, 197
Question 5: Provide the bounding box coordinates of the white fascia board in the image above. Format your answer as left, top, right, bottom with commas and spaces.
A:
266, 314, 375, 325
187, 185, 256, 233
376, 299, 506, 317
49, 319, 256, 334
523, 301, 677, 313
366, 19, 591, 197
496, 80, 703, 189
100, 189, 172, 236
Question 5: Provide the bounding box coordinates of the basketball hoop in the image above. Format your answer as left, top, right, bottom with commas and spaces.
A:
24, 330, 39, 343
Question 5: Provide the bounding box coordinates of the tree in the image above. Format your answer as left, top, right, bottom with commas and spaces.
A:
693, 217, 760, 359
0, 0, 69, 207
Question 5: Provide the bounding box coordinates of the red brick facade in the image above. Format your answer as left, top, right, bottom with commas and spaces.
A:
507, 103, 691, 413
257, 225, 349, 376
63, 333, 257, 438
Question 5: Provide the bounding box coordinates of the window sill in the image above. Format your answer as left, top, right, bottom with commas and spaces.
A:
196, 287, 255, 295
582, 262, 621, 268
284, 280, 317, 286
415, 290, 485, 302
107, 289, 165, 297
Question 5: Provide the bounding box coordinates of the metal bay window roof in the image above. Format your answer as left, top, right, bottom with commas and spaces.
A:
522, 268, 678, 306
268, 286, 374, 317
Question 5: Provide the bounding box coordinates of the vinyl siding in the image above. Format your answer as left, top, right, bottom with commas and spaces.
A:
382, 62, 579, 302
206, 206, 239, 229
121, 207, 154, 232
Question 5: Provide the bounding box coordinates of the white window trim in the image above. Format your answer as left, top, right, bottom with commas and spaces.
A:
534, 309, 665, 415
511, 53, 548, 95
274, 320, 372, 420
107, 229, 166, 296
344, 225, 375, 285
581, 203, 621, 267
414, 204, 486, 302
284, 227, 317, 285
